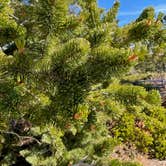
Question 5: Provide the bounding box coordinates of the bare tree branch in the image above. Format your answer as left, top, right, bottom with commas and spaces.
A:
0, 130, 42, 146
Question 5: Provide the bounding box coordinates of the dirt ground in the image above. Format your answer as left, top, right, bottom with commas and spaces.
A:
135, 155, 166, 166
110, 144, 166, 166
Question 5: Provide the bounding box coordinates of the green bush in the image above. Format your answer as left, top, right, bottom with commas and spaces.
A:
97, 159, 142, 166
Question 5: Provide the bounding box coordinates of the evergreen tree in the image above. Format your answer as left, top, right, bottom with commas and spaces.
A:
0, 0, 166, 165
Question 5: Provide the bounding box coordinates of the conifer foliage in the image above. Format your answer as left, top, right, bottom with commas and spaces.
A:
0, 0, 166, 165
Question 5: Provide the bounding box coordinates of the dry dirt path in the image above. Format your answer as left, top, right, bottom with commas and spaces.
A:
135, 156, 166, 166
110, 145, 166, 166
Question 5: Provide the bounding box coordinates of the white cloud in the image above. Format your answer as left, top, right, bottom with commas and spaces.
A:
155, 4, 166, 12
118, 4, 166, 17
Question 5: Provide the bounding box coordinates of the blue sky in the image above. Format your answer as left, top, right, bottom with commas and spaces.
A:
98, 0, 166, 25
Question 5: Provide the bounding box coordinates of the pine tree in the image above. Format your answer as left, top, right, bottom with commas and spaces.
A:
0, 0, 166, 165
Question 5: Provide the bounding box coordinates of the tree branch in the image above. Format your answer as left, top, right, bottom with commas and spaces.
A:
0, 130, 42, 146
